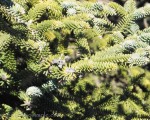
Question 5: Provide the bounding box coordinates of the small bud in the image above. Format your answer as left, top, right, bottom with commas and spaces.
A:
26, 86, 42, 98
1, 74, 7, 80
65, 68, 75, 73
65, 56, 72, 62
67, 8, 76, 15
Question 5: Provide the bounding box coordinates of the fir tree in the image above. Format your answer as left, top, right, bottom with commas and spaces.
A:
0, 0, 150, 119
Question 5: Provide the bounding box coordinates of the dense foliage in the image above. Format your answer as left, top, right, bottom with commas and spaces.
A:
0, 0, 150, 119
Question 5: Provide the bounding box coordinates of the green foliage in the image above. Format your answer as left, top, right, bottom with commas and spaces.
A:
0, 0, 150, 119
